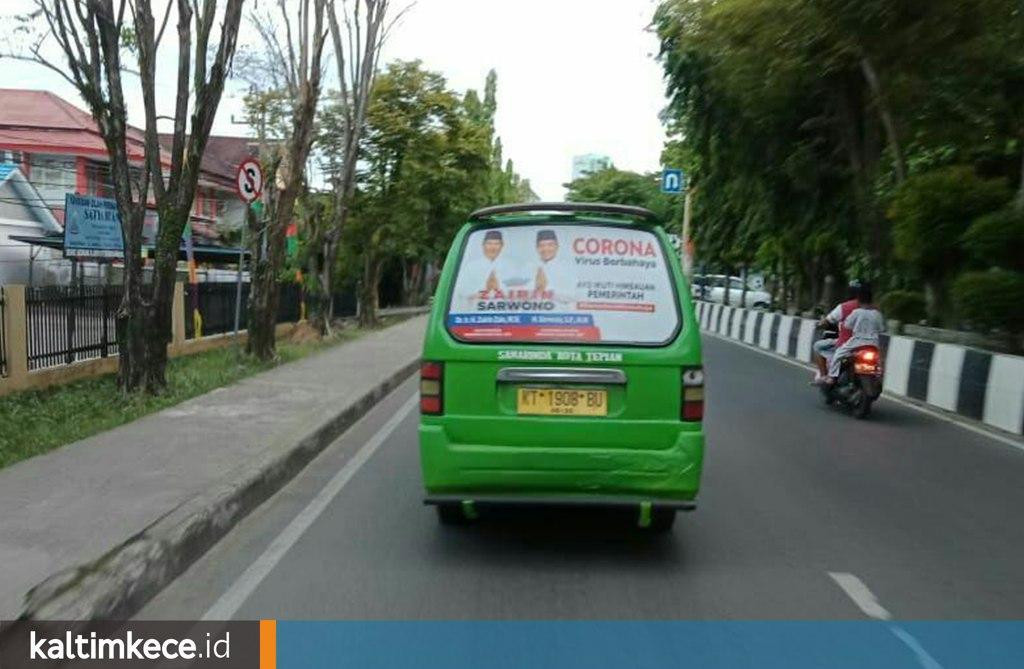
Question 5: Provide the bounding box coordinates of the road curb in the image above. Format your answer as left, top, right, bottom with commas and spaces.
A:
17, 356, 421, 620
701, 327, 1024, 449
694, 300, 1024, 437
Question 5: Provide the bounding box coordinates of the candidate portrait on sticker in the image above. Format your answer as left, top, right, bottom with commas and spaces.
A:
459, 230, 509, 297
531, 229, 576, 301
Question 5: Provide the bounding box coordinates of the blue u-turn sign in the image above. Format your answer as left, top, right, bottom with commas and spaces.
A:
661, 168, 686, 194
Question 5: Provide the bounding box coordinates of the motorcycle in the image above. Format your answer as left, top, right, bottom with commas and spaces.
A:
817, 330, 884, 419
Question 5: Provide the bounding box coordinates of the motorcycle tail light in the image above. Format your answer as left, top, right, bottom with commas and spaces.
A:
854, 348, 881, 375
681, 367, 704, 421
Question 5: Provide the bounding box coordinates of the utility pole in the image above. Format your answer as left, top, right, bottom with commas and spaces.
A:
681, 186, 694, 282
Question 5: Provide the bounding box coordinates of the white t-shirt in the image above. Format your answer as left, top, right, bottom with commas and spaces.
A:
840, 307, 885, 348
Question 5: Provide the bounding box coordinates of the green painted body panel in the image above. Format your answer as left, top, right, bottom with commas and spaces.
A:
418, 215, 705, 503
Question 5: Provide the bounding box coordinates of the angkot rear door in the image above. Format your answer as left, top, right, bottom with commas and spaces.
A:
440, 222, 688, 450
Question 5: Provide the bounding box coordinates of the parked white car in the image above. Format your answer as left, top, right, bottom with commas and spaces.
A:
692, 274, 772, 309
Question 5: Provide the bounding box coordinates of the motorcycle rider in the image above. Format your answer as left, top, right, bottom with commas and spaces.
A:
825, 282, 885, 384
811, 280, 862, 384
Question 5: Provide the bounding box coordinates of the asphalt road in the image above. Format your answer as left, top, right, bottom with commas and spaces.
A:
139, 334, 1024, 620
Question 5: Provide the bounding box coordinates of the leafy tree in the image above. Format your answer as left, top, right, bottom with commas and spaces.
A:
962, 207, 1024, 272
564, 168, 674, 221
654, 0, 1024, 320
350, 61, 473, 323
952, 269, 1024, 334
341, 62, 532, 322
888, 166, 1010, 320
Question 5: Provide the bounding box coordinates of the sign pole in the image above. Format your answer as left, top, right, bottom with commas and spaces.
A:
232, 158, 264, 344
233, 206, 250, 340
660, 168, 691, 279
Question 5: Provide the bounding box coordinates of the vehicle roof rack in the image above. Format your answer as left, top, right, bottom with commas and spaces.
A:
468, 202, 659, 222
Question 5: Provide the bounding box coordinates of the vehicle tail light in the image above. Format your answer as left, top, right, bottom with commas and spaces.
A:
420, 361, 443, 415
854, 348, 881, 375
681, 367, 704, 422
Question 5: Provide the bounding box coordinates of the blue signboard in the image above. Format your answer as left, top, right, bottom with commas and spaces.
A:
661, 168, 686, 194
63, 193, 124, 258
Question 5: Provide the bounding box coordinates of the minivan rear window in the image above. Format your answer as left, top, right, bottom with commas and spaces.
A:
446, 224, 680, 345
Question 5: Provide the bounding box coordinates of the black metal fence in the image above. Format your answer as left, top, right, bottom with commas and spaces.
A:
183, 282, 346, 339
183, 282, 250, 339
0, 287, 7, 377
16, 282, 361, 371
333, 289, 358, 319
277, 283, 303, 324
25, 285, 122, 371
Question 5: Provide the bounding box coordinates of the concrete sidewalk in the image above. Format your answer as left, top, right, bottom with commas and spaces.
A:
0, 315, 426, 618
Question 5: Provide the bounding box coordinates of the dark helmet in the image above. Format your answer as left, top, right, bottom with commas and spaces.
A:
857, 281, 873, 304
846, 278, 864, 300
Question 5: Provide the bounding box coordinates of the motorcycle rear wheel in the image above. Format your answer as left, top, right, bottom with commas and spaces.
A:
852, 378, 873, 419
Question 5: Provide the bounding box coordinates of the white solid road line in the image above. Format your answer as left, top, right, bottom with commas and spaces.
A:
827, 572, 892, 620
703, 329, 1024, 453
828, 572, 945, 669
203, 393, 419, 620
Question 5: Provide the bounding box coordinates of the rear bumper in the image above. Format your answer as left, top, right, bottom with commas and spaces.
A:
418, 422, 704, 501
424, 494, 696, 511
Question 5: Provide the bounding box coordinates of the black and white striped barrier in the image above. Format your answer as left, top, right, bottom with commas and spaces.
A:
694, 301, 1024, 437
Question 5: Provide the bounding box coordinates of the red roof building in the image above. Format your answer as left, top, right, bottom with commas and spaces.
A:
0, 88, 255, 244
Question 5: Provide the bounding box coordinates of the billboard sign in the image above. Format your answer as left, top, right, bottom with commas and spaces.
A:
446, 224, 680, 345
63, 193, 124, 258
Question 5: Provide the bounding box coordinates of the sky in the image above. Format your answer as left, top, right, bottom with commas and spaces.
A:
381, 0, 670, 199
0, 0, 670, 201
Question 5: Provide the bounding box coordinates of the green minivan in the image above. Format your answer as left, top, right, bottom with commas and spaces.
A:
418, 202, 704, 532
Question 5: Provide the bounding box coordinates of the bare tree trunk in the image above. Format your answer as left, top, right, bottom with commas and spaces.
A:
320, 0, 391, 334
740, 265, 748, 307
117, 209, 147, 390
401, 261, 423, 306
778, 257, 789, 311
359, 253, 383, 327
245, 1, 329, 358
301, 200, 335, 334
142, 208, 190, 388
809, 260, 821, 310
1017, 133, 1024, 211
311, 237, 336, 333
409, 261, 424, 305
859, 56, 907, 184
247, 221, 288, 359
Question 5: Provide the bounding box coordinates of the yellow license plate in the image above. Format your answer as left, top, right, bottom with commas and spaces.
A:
516, 388, 608, 416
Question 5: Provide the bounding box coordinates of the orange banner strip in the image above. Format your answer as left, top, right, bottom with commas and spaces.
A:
260, 619, 277, 669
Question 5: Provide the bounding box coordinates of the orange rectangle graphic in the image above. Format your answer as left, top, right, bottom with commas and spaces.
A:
260, 619, 276, 669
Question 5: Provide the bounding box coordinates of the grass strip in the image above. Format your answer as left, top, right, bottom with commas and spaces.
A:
0, 318, 400, 469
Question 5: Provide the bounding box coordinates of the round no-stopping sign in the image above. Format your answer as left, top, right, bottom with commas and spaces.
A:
235, 158, 264, 203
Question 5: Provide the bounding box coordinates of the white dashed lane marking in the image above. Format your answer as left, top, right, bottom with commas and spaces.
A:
829, 572, 944, 669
